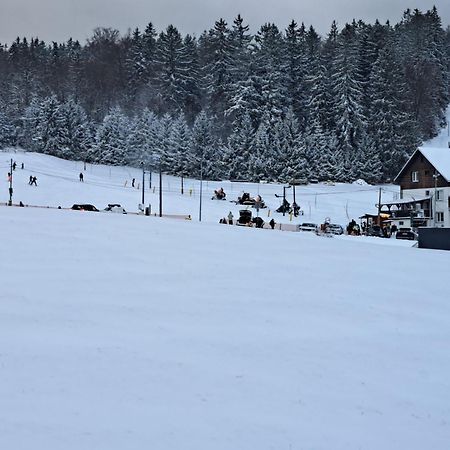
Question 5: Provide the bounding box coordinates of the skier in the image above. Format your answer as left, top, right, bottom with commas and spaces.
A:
31, 176, 37, 186
12, 162, 16, 171
79, 172, 84, 182
269, 218, 276, 229
28, 175, 33, 185
21, 162, 24, 169
228, 211, 234, 225
132, 178, 135, 188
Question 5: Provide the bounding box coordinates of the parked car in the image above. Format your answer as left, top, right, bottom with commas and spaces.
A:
395, 228, 418, 240
367, 225, 385, 237
299, 222, 318, 232
71, 204, 99, 212
328, 223, 344, 235
103, 204, 127, 214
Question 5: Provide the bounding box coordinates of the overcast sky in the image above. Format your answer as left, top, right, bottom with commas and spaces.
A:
1, 0, 449, 44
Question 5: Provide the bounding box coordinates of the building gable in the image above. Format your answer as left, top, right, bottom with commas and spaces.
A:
394, 148, 450, 190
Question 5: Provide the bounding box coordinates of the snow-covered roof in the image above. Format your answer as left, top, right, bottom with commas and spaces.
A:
419, 147, 450, 181
380, 196, 430, 206
394, 147, 450, 182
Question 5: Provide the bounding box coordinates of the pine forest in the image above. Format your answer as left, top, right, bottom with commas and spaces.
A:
0, 7, 449, 183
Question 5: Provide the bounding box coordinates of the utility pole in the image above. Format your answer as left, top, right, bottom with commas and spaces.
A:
199, 158, 203, 222
433, 172, 439, 227
141, 162, 145, 206
8, 158, 13, 206
377, 187, 382, 226
159, 161, 163, 217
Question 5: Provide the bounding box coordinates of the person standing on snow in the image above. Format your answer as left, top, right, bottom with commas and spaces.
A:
79, 172, 84, 182
228, 211, 234, 225
132, 178, 135, 188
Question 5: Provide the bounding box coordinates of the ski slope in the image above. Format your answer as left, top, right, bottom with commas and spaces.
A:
1, 149, 398, 228
1, 150, 450, 450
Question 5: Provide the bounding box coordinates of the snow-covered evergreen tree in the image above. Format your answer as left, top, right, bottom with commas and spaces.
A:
58, 97, 92, 161
35, 95, 66, 157
0, 110, 15, 148
331, 23, 366, 177
188, 111, 217, 179
224, 112, 254, 180
92, 106, 130, 165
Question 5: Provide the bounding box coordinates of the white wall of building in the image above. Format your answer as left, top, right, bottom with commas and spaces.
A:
402, 187, 450, 227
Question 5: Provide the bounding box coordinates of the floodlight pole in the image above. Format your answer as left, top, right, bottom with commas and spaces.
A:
282, 185, 291, 217
377, 187, 382, 226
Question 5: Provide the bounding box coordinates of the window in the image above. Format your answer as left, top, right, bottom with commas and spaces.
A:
425, 170, 430, 175
436, 212, 444, 222
425, 190, 430, 196
436, 190, 443, 201
399, 221, 404, 226
411, 171, 419, 182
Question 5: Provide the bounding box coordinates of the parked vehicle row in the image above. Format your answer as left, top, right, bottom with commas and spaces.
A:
69, 203, 419, 241
71, 203, 127, 214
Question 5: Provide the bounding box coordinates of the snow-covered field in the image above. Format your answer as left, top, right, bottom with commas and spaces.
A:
1, 149, 399, 227
1, 150, 450, 450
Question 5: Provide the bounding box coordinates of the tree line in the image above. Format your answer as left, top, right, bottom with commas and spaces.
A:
0, 7, 449, 183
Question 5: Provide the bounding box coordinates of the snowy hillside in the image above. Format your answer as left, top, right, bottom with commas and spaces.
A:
423, 105, 450, 149
1, 149, 398, 227
1, 150, 450, 450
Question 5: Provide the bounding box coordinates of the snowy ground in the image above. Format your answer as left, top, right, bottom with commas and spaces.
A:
1, 150, 450, 450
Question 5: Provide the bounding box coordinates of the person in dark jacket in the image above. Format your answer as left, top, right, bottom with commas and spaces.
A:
79, 172, 84, 182
269, 218, 276, 229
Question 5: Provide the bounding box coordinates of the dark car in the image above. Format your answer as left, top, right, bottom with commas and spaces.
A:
396, 228, 418, 240
367, 225, 385, 237
71, 204, 99, 212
